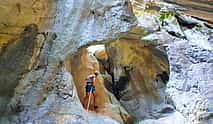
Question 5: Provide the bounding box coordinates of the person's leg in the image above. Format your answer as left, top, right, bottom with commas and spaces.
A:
92, 93, 96, 106
83, 92, 89, 108
93, 93, 98, 109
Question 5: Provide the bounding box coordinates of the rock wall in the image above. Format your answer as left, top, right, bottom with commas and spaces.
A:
0, 0, 212, 124
164, 0, 213, 25
0, 0, 56, 116
0, 0, 136, 124
0, 24, 44, 115
0, 0, 56, 53
132, 1, 213, 123
105, 39, 170, 120
65, 47, 133, 124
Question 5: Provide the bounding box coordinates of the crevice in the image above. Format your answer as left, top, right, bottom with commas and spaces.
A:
64, 39, 170, 122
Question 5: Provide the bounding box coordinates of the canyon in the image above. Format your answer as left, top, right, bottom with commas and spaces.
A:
0, 0, 212, 124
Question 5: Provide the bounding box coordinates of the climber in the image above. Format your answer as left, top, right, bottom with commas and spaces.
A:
83, 71, 99, 110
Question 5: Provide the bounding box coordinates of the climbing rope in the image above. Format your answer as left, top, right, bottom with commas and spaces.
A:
86, 87, 93, 111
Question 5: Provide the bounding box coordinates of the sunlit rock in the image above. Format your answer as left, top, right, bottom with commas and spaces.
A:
65, 47, 133, 123
0, 24, 45, 115
105, 39, 170, 120
0, 0, 213, 123
0, 0, 56, 54
0, 0, 135, 123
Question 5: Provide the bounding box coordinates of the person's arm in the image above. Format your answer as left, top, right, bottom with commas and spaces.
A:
93, 75, 97, 84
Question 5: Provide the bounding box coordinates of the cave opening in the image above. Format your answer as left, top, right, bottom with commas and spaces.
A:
65, 40, 170, 121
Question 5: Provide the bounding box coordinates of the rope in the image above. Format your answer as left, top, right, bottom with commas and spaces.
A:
86, 87, 93, 111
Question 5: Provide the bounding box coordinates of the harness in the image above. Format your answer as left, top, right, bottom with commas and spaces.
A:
86, 82, 93, 85
85, 74, 95, 85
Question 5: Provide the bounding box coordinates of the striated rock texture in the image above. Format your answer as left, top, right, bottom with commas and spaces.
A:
0, 0, 213, 124
0, 0, 56, 53
0, 0, 135, 124
0, 24, 44, 115
51, 0, 136, 59
65, 47, 133, 124
167, 38, 213, 124
133, 1, 213, 124
105, 39, 170, 120
163, 0, 213, 25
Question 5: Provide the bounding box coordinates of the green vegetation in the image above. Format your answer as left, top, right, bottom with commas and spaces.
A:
194, 25, 202, 32
159, 12, 174, 22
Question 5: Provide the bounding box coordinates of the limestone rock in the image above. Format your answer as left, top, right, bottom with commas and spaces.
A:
139, 111, 188, 124
1, 0, 213, 124
163, 0, 213, 25
105, 39, 170, 120
0, 0, 56, 52
0, 0, 135, 123
51, 0, 136, 60
93, 45, 108, 61
137, 14, 160, 33
167, 39, 213, 123
65, 47, 133, 123
0, 24, 44, 115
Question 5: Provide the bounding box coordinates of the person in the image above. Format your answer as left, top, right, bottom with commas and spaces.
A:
83, 71, 99, 110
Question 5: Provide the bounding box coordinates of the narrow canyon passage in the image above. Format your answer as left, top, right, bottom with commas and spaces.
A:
65, 40, 170, 122
0, 0, 212, 124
